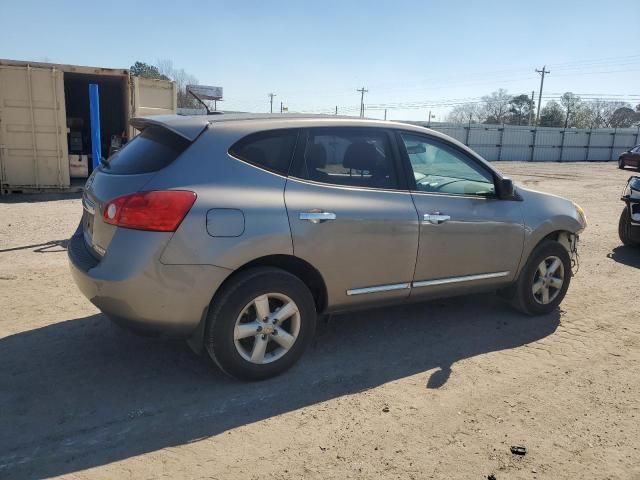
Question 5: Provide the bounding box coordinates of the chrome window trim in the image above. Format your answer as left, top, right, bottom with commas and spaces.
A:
346, 282, 411, 296
412, 271, 510, 288
287, 175, 413, 195
409, 190, 495, 201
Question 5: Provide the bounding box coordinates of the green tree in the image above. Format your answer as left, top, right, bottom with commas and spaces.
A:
538, 101, 564, 127
507, 94, 533, 125
129, 61, 170, 80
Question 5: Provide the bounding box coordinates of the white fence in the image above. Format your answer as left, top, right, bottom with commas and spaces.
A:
176, 108, 640, 162
406, 122, 640, 162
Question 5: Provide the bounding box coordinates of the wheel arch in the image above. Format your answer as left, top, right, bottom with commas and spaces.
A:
230, 254, 328, 314
517, 225, 578, 278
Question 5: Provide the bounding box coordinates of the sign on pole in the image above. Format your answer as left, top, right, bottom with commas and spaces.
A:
187, 85, 223, 100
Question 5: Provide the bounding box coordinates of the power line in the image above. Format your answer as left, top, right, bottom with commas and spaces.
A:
546, 53, 640, 68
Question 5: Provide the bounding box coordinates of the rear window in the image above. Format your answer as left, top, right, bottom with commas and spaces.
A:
102, 126, 190, 174
229, 129, 298, 175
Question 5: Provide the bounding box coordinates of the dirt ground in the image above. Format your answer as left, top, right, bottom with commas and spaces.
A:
1, 162, 639, 480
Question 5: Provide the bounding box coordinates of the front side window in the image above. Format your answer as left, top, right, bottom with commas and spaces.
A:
295, 128, 398, 189
400, 133, 495, 196
229, 129, 298, 175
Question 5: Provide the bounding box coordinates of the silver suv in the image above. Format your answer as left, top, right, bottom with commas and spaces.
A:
68, 114, 586, 380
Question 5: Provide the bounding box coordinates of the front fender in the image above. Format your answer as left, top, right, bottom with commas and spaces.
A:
517, 186, 585, 277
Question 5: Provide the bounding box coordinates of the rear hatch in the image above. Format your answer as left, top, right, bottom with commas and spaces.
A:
82, 117, 207, 257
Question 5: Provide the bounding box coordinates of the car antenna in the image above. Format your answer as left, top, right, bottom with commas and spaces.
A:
186, 85, 223, 115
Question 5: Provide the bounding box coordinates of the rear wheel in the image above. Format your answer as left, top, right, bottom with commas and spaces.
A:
619, 206, 639, 247
205, 267, 316, 381
509, 240, 572, 315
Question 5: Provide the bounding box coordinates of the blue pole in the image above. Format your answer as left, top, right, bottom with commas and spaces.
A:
89, 84, 101, 170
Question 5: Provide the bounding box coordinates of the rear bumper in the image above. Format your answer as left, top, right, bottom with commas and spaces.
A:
68, 225, 232, 337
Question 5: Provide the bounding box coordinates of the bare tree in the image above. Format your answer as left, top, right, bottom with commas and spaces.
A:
481, 89, 512, 124
157, 59, 200, 108
583, 99, 611, 128
447, 103, 484, 124
583, 100, 634, 128
609, 107, 639, 128
559, 92, 583, 128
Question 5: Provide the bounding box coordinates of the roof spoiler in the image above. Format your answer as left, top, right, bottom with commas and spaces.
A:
129, 115, 209, 141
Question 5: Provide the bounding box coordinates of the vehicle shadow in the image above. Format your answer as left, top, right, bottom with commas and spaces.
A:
0, 295, 559, 479
0, 191, 82, 204
0, 239, 69, 254
607, 245, 640, 268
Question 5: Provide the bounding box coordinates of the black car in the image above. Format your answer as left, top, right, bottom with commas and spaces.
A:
618, 145, 640, 170
619, 176, 640, 246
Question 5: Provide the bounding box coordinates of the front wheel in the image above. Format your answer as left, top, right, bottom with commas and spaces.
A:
618, 158, 625, 169
509, 240, 572, 315
619, 206, 639, 247
205, 267, 317, 381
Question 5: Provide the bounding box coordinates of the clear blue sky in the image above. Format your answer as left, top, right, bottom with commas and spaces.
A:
1, 0, 639, 120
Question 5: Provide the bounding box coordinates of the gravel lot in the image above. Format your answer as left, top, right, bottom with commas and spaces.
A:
1, 162, 639, 480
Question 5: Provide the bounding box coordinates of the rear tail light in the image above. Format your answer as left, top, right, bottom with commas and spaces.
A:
103, 190, 196, 232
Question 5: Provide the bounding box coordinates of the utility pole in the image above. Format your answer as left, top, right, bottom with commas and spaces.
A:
528, 90, 535, 126
357, 87, 368, 118
280, 101, 283, 113
384, 108, 387, 121
534, 66, 550, 126
268, 93, 276, 113
564, 104, 571, 129
335, 106, 338, 115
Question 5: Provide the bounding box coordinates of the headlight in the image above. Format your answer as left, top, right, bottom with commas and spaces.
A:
573, 202, 587, 228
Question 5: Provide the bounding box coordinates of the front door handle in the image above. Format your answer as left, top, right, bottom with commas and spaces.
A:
299, 211, 337, 224
424, 213, 450, 224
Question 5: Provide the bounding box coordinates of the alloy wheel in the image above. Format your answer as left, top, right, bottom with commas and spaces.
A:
233, 293, 301, 364
532, 255, 565, 305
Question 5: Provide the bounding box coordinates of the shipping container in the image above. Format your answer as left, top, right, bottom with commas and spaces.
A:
0, 59, 177, 193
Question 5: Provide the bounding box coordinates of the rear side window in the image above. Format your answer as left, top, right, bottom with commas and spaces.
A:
292, 127, 399, 189
229, 129, 298, 175
103, 126, 190, 174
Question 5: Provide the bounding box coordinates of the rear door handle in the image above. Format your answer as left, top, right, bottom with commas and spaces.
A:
424, 213, 450, 224
299, 211, 337, 223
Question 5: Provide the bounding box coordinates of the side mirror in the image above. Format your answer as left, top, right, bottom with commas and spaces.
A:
496, 177, 515, 199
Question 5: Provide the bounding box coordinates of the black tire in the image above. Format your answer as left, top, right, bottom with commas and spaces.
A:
618, 206, 639, 247
510, 240, 572, 316
205, 267, 316, 381
618, 158, 625, 169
